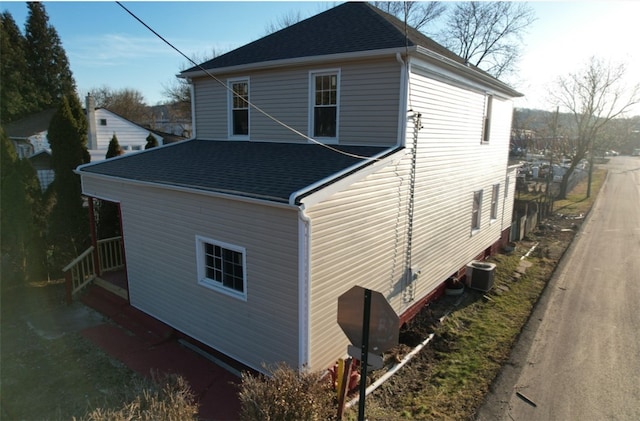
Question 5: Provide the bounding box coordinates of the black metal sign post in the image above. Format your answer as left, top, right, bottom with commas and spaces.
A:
358, 288, 372, 421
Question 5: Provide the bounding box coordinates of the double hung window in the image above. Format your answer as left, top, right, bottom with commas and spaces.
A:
482, 94, 493, 143
490, 184, 500, 220
471, 190, 483, 231
310, 71, 339, 141
229, 78, 249, 137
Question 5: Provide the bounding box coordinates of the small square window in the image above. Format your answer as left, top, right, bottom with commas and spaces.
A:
196, 236, 246, 300
100, 119, 107, 126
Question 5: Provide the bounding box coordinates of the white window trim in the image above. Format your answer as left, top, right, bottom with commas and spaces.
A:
227, 77, 250, 140
308, 69, 340, 144
471, 190, 483, 234
195, 235, 247, 301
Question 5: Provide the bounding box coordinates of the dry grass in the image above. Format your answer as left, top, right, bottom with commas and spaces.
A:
77, 374, 198, 421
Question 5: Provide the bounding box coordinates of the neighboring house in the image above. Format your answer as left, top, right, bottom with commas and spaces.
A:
28, 150, 55, 191
4, 108, 56, 159
77, 2, 522, 373
148, 104, 193, 138
85, 94, 165, 161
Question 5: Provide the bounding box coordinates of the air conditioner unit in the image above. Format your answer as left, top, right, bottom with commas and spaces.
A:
465, 260, 496, 292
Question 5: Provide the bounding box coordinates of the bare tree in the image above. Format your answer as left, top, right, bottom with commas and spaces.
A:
438, 2, 535, 79
550, 56, 640, 198
264, 10, 304, 35
161, 49, 221, 127
371, 1, 446, 33
89, 86, 150, 124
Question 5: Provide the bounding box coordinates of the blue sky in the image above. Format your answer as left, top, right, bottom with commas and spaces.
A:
3, 1, 639, 114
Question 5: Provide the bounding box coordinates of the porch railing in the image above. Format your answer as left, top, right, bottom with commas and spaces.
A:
64, 236, 124, 303
98, 236, 124, 272
64, 246, 96, 303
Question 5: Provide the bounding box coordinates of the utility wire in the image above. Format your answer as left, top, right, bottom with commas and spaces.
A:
116, 1, 381, 161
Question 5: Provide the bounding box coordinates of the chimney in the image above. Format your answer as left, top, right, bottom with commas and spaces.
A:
86, 93, 98, 150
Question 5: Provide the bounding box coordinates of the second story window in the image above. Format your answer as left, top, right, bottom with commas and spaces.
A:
229, 78, 249, 137
481, 94, 493, 144
310, 70, 339, 142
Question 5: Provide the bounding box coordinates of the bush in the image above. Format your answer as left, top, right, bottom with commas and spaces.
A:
78, 374, 198, 421
238, 363, 336, 421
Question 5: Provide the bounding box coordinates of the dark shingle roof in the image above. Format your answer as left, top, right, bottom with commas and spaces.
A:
80, 140, 395, 204
183, 2, 465, 73
3, 109, 56, 138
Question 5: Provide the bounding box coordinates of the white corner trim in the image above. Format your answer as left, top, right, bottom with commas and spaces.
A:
298, 206, 311, 370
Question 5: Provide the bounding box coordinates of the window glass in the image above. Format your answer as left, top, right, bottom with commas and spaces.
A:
231, 80, 249, 136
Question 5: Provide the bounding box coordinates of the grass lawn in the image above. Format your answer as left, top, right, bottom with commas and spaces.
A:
343, 168, 607, 420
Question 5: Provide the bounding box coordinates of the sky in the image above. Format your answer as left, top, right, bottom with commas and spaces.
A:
2, 1, 639, 114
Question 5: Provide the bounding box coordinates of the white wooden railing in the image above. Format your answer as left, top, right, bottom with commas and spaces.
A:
64, 246, 97, 303
64, 236, 124, 303
98, 236, 124, 272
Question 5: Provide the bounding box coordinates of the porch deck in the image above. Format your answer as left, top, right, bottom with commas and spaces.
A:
94, 269, 128, 300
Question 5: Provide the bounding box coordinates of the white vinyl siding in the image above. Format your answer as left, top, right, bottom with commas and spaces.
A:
81, 178, 300, 372
191, 57, 400, 146
304, 66, 514, 370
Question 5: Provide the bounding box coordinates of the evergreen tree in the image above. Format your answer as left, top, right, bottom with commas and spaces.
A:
0, 12, 35, 123
106, 133, 123, 159
24, 2, 76, 111
0, 128, 46, 282
47, 95, 91, 269
145, 133, 159, 149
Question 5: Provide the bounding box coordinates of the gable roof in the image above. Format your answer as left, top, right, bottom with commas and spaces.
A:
182, 2, 464, 74
79, 139, 395, 205
3, 109, 56, 139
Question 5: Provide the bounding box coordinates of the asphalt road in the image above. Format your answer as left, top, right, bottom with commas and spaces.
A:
477, 156, 640, 421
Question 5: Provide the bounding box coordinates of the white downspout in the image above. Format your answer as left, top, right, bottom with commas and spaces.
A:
298, 205, 311, 370
396, 53, 409, 147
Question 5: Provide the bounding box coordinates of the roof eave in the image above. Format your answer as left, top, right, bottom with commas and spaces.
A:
178, 46, 416, 79
414, 45, 523, 98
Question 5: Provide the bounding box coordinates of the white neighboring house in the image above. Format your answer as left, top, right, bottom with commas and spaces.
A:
85, 94, 163, 162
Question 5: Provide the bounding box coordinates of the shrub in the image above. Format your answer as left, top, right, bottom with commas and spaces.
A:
238, 363, 335, 421
78, 374, 198, 421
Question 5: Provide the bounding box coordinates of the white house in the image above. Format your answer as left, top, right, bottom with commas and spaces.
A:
77, 2, 522, 373
85, 94, 164, 161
